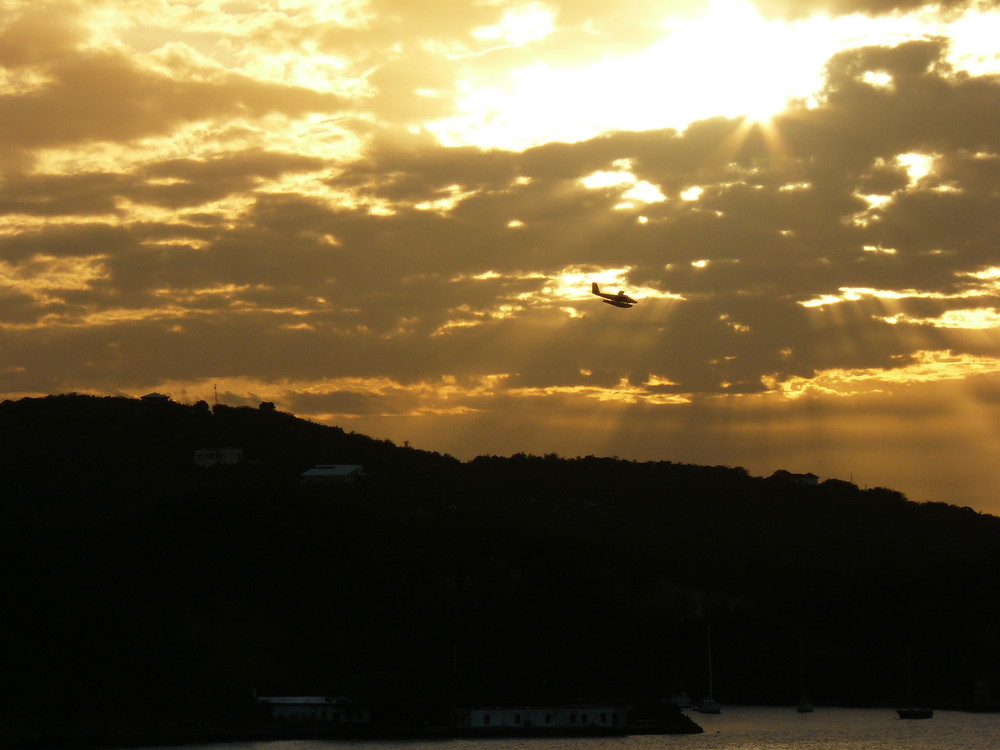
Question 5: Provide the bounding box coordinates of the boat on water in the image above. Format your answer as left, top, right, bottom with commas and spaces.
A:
897, 706, 934, 719
696, 697, 722, 714
896, 644, 933, 719
668, 692, 691, 709
453, 705, 628, 735
796, 639, 813, 712
695, 626, 721, 714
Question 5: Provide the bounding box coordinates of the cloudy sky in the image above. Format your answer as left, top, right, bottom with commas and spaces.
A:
3, 0, 1000, 511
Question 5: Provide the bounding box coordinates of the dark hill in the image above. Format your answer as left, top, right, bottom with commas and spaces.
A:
2, 394, 999, 745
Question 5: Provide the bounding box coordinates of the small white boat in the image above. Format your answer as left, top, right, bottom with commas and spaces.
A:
897, 644, 933, 719
897, 707, 933, 720
696, 697, 721, 714
669, 692, 691, 709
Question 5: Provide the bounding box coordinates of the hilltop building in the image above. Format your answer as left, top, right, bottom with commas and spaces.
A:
770, 469, 820, 486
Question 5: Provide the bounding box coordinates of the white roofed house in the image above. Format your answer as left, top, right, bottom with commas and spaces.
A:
300, 464, 366, 483
769, 469, 820, 486
193, 446, 244, 467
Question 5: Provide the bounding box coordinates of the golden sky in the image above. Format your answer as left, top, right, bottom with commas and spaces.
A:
3, 0, 1000, 511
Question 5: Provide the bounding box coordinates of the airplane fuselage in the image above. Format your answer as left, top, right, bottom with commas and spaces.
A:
592, 282, 637, 308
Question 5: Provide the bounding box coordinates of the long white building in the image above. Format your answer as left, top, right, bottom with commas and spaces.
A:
453, 705, 627, 731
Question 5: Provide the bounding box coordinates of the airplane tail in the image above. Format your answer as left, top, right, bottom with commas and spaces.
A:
591, 282, 600, 295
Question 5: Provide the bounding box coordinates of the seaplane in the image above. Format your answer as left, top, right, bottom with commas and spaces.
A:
591, 282, 638, 308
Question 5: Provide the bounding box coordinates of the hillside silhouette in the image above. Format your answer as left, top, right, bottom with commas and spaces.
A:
3, 394, 999, 745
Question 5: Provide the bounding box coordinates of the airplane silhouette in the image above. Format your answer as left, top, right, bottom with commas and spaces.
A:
592, 282, 638, 308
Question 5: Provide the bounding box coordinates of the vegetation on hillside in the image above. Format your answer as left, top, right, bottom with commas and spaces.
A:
2, 394, 998, 744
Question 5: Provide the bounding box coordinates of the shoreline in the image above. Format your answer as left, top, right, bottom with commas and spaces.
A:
1, 718, 703, 750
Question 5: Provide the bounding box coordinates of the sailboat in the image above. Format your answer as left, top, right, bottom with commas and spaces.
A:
897, 706, 933, 720
896, 644, 933, 719
796, 639, 813, 713
696, 626, 722, 714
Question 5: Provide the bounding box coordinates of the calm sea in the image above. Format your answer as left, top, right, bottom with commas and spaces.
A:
140, 706, 1000, 750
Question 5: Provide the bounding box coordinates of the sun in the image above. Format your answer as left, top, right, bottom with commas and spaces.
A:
654, 0, 823, 126
429, 0, 843, 149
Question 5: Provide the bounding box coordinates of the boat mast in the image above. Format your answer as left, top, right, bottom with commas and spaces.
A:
800, 638, 807, 696
707, 625, 713, 699
907, 643, 913, 706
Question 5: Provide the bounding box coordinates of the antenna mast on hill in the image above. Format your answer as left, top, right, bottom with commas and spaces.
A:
214, 383, 218, 407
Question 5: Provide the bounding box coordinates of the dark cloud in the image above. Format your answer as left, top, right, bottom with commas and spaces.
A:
131, 150, 327, 209
0, 53, 345, 152
0, 6, 349, 166
0, 173, 127, 216
0, 224, 137, 262
0, 6, 85, 68
751, 0, 986, 19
